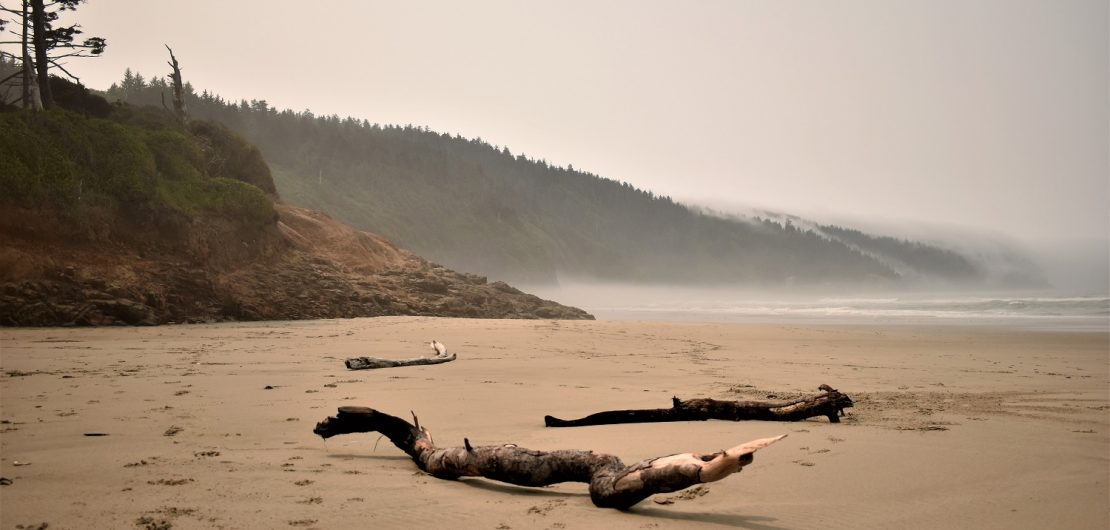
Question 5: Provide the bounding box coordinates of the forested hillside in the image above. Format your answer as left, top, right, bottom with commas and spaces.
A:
0, 71, 591, 325
105, 70, 993, 286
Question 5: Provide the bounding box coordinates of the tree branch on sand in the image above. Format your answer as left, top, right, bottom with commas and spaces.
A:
544, 384, 853, 427
313, 406, 786, 509
344, 340, 456, 370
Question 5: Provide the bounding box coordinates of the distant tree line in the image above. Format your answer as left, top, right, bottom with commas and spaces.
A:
105, 71, 986, 286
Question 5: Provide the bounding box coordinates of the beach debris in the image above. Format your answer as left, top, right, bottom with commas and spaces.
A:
135, 515, 172, 530
544, 384, 854, 427
344, 340, 456, 370
313, 406, 785, 510
0, 477, 12, 485
83, 432, 109, 436
12, 461, 30, 466
163, 426, 183, 437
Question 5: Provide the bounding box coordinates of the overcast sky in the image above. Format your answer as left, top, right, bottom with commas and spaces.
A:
26, 0, 1110, 244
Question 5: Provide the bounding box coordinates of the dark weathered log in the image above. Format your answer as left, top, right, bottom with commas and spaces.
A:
344, 340, 456, 370
545, 385, 853, 427
313, 406, 785, 510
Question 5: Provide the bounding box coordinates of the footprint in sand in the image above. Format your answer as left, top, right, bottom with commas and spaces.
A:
526, 499, 566, 516
134, 516, 171, 530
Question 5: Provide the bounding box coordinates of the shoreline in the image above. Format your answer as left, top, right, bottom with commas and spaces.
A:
2, 317, 1107, 529
591, 310, 1110, 332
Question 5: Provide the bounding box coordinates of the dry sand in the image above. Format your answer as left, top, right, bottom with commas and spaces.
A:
1, 317, 1107, 529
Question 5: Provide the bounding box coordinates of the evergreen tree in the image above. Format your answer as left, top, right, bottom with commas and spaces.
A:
24, 0, 106, 107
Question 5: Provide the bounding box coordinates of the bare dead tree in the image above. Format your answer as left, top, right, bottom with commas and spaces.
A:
544, 384, 854, 427
164, 44, 186, 123
0, 1, 34, 107
0, 1, 32, 108
314, 406, 786, 509
19, 0, 28, 107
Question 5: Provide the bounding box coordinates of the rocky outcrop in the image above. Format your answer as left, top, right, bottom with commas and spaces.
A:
0, 204, 592, 326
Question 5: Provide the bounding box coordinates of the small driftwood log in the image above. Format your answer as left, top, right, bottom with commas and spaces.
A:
313, 406, 785, 510
345, 340, 456, 370
545, 384, 853, 427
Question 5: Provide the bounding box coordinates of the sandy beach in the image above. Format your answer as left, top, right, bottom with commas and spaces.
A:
1, 317, 1107, 529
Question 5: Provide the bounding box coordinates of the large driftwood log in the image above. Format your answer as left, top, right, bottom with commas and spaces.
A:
313, 406, 785, 510
545, 384, 853, 427
345, 340, 456, 370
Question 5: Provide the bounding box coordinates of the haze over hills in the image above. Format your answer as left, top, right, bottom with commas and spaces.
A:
0, 72, 591, 325
104, 72, 1045, 289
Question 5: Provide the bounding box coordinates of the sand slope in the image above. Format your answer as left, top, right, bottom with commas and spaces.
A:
1, 319, 1107, 529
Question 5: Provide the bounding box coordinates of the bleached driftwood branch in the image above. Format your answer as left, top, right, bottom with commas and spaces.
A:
545, 384, 853, 427
344, 340, 456, 370
313, 406, 785, 509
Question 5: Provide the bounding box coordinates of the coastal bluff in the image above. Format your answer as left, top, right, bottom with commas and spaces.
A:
0, 96, 589, 326
0, 203, 592, 326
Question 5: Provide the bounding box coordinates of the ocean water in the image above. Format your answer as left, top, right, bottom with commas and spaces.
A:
528, 284, 1110, 331
597, 296, 1109, 330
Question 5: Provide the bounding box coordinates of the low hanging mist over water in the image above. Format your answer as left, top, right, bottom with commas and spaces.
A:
690, 202, 1110, 299
524, 282, 1110, 330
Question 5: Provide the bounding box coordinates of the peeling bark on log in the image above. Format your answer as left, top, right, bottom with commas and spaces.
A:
313, 406, 785, 509
344, 340, 456, 370
545, 384, 853, 427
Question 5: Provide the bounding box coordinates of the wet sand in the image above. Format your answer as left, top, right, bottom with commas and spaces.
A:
1, 317, 1107, 529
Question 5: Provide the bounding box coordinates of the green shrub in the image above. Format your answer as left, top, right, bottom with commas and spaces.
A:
0, 107, 275, 228
188, 120, 278, 195
0, 109, 151, 207
157, 176, 274, 226
142, 128, 205, 181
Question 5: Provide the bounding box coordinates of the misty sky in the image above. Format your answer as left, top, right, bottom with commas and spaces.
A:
23, 0, 1110, 244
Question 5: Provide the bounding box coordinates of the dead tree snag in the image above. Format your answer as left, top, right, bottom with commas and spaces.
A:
344, 340, 456, 370
313, 406, 785, 509
164, 44, 187, 123
545, 385, 853, 427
